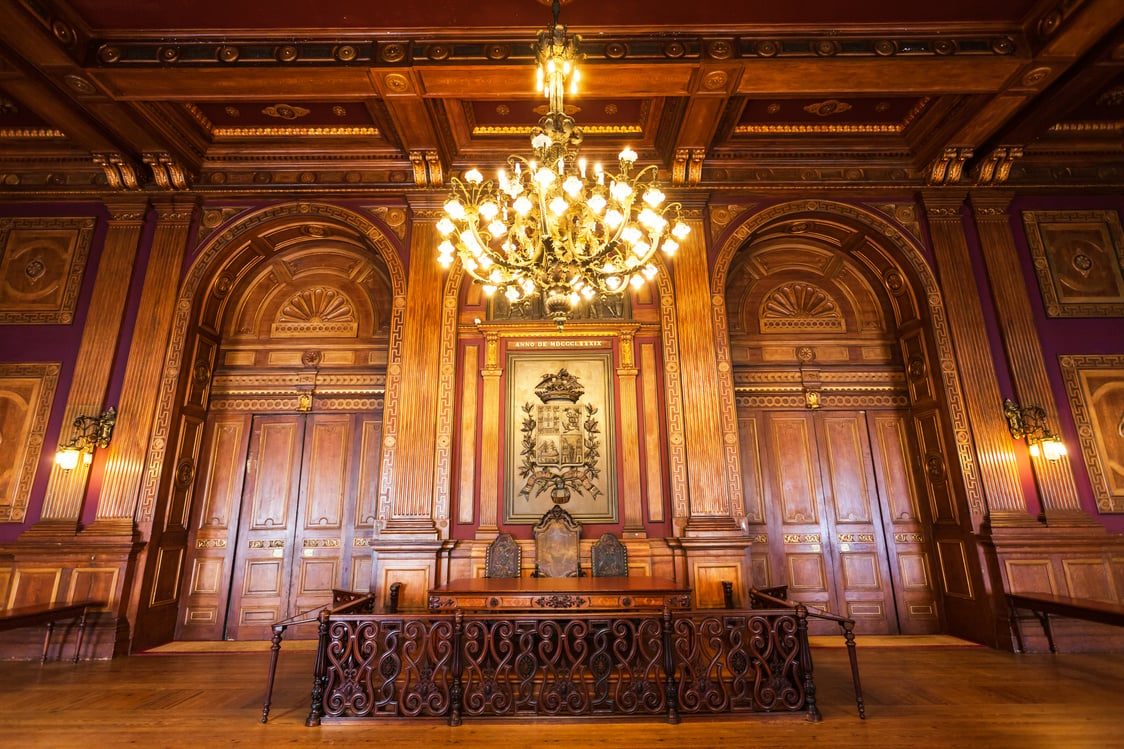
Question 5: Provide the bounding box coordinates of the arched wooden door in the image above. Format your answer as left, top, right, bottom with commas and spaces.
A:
727, 226, 941, 634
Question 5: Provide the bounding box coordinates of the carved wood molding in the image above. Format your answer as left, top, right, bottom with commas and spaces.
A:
137, 202, 406, 525
0, 216, 95, 325
0, 362, 61, 523
712, 199, 985, 518
1059, 354, 1124, 514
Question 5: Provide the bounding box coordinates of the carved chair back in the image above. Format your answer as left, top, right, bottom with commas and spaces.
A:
484, 532, 522, 578
590, 533, 628, 577
532, 505, 582, 577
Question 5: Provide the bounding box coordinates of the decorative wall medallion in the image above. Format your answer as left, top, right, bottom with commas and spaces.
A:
604, 42, 627, 59
384, 73, 409, 93
218, 46, 239, 62
334, 45, 357, 62
174, 459, 195, 489
707, 40, 733, 60
63, 75, 96, 95
276, 45, 299, 62
427, 44, 450, 61
262, 104, 310, 120
380, 43, 406, 63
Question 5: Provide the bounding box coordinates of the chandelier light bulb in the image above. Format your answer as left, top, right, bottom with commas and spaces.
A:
643, 264, 658, 279
436, 217, 455, 235
582, 286, 595, 299
587, 194, 606, 214
483, 284, 497, 296
444, 199, 465, 219
513, 196, 533, 215
603, 209, 624, 229
464, 168, 483, 184
479, 201, 499, 221
610, 180, 632, 203
672, 222, 691, 239
630, 274, 644, 289
488, 220, 507, 236
643, 188, 664, 207
661, 239, 679, 255
619, 147, 637, 164
563, 175, 583, 196
505, 286, 520, 301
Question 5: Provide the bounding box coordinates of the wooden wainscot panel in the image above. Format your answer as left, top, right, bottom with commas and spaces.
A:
381, 567, 431, 611
1004, 560, 1057, 595
936, 541, 973, 599
692, 563, 741, 609
68, 568, 119, 607
1113, 555, 1124, 602
149, 547, 184, 607
1062, 559, 1115, 602
350, 549, 372, 592
786, 554, 828, 593
0, 568, 11, 604
912, 411, 958, 524
8, 568, 62, 607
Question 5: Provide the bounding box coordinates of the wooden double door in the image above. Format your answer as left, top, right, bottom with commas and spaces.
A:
178, 411, 381, 640
745, 409, 940, 634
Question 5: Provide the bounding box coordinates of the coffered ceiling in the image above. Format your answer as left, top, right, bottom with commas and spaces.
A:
0, 0, 1122, 195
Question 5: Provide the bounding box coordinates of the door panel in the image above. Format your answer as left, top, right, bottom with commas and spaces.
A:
177, 413, 251, 640
817, 412, 896, 633
226, 414, 305, 640
290, 414, 354, 626
748, 408, 940, 635
762, 413, 838, 619
868, 412, 940, 633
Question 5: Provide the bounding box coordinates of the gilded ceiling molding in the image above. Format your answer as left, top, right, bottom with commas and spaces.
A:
973, 146, 1023, 185
93, 153, 140, 190
711, 199, 985, 517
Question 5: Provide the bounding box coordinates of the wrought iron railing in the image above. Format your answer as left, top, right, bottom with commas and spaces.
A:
305, 605, 821, 726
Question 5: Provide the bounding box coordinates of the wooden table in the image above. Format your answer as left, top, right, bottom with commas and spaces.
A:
1007, 592, 1124, 653
428, 576, 691, 612
0, 599, 101, 663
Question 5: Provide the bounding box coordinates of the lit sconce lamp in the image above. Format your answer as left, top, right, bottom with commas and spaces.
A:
55, 407, 116, 470
1003, 399, 1067, 462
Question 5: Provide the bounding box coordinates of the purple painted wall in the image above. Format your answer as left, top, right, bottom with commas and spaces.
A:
0, 201, 155, 542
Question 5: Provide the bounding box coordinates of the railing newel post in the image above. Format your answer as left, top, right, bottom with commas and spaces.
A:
661, 607, 680, 725
305, 609, 330, 727
795, 604, 820, 722
450, 610, 464, 726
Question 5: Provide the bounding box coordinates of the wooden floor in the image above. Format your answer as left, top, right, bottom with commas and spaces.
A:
1, 642, 1122, 748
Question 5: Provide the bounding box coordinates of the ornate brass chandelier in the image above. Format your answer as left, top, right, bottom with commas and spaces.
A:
437, 0, 690, 329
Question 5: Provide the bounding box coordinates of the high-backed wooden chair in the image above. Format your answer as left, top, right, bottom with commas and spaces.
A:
532, 505, 582, 577
590, 533, 628, 577
484, 532, 522, 578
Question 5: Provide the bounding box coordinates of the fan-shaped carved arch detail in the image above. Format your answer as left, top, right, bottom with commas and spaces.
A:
271, 287, 358, 338
760, 282, 844, 332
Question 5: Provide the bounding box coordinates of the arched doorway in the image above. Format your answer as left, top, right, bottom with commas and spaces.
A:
132, 203, 406, 645
712, 201, 988, 637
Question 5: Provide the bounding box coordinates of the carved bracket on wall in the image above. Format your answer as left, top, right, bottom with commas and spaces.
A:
672, 148, 705, 186
409, 150, 444, 187
143, 151, 192, 190
974, 146, 1023, 185
927, 147, 974, 186
93, 153, 140, 190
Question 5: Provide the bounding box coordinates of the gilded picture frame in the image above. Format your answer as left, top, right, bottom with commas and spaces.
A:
0, 217, 96, 325
0, 363, 61, 523
504, 350, 617, 524
1021, 210, 1124, 318
1059, 354, 1124, 513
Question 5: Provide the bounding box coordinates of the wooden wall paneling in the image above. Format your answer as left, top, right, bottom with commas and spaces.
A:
355, 416, 383, 530
639, 342, 665, 524
92, 197, 198, 535
922, 191, 1031, 524
970, 193, 1088, 524
692, 562, 742, 610
456, 344, 480, 526
381, 219, 442, 536
1004, 559, 1058, 595
33, 199, 148, 530
477, 331, 501, 536
616, 330, 645, 535
1061, 559, 1115, 601
736, 414, 766, 524
673, 218, 737, 531
7, 568, 61, 608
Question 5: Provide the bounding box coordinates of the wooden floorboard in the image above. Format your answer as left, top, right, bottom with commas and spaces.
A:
1, 643, 1122, 748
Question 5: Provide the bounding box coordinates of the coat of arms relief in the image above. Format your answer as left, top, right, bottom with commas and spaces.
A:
518, 368, 602, 505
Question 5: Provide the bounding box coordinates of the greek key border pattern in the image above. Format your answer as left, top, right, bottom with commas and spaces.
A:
655, 261, 689, 525
434, 264, 466, 536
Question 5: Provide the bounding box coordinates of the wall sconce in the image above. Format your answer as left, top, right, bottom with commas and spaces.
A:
1003, 399, 1067, 461
55, 407, 116, 470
